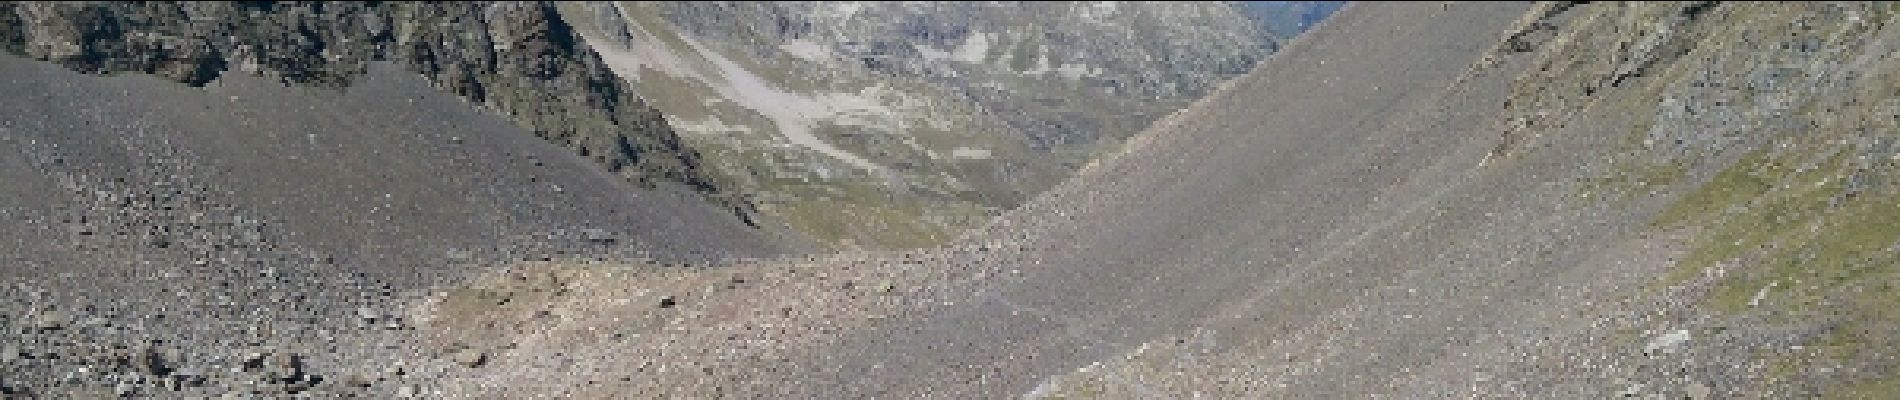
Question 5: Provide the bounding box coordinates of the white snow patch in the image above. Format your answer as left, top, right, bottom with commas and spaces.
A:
917, 32, 994, 65
1075, 2, 1121, 24
952, 32, 993, 64
951, 147, 993, 160
822, 3, 864, 21
665, 115, 755, 136
1053, 63, 1097, 80
580, 3, 892, 176
915, 44, 950, 62
585, 10, 702, 83
779, 39, 832, 64
1644, 329, 1692, 356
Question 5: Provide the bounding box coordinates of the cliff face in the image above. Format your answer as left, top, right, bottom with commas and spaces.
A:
560, 1, 1284, 248
0, 1, 732, 206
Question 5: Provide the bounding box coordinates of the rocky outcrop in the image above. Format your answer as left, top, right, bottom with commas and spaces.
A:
0, 1, 736, 206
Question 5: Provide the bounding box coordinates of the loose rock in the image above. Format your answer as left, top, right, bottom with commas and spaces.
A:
453, 349, 487, 368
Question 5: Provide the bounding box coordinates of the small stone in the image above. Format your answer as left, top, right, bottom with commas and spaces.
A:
582, 228, 615, 244
344, 374, 373, 388
657, 296, 677, 309
1685, 382, 1712, 399
357, 307, 380, 322
396, 385, 418, 398
138, 347, 172, 376
32, 311, 67, 330
273, 353, 305, 377
243, 352, 268, 370
1644, 329, 1692, 356
452, 349, 486, 368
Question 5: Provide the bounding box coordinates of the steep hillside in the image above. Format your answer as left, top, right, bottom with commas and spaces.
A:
0, 2, 1310, 250
402, 2, 1896, 398
0, 1, 740, 208
1036, 1, 1900, 397
0, 54, 785, 397
7, 1, 1894, 399
557, 1, 1281, 249
0, 2, 1319, 396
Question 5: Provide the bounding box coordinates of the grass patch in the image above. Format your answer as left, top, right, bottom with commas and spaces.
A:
1652, 149, 1850, 288
768, 181, 984, 249
1651, 150, 1784, 229
1827, 377, 1900, 400
1694, 155, 1877, 314
1009, 37, 1041, 72
1581, 159, 1688, 202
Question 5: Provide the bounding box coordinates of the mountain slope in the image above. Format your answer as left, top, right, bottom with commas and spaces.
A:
418, 2, 1538, 397
0, 2, 1303, 250
0, 2, 1316, 396
1038, 1, 1900, 397
0, 52, 780, 398
558, 1, 1281, 249
6, 1, 1895, 398
415, 2, 1898, 398
0, 1, 739, 207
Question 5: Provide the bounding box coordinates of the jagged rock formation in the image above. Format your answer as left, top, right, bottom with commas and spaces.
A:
560, 1, 1285, 248
0, 1, 729, 204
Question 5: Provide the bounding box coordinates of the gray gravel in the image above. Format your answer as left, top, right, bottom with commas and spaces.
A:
0, 55, 782, 397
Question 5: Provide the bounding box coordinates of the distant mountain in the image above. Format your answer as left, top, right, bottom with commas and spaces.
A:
560, 1, 1289, 248
1237, 1, 1348, 39
0, 1, 1326, 250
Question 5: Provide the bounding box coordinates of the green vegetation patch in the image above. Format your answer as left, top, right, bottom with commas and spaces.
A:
1645, 143, 1900, 398
768, 180, 984, 250
1827, 377, 1900, 400
1009, 37, 1042, 72
1580, 158, 1688, 203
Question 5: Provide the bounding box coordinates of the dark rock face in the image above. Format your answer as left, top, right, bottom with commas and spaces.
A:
0, 1, 734, 205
